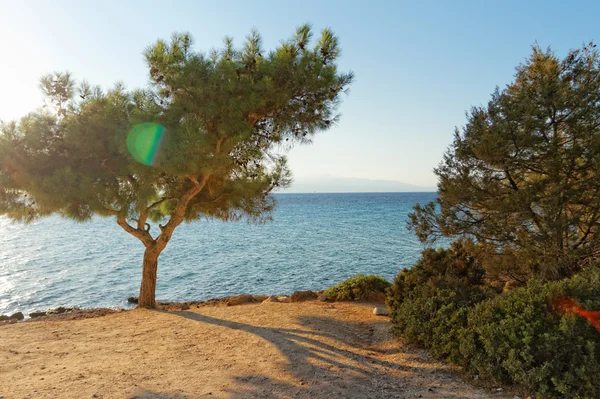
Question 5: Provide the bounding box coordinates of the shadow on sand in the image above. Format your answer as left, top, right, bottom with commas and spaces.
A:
127, 309, 467, 399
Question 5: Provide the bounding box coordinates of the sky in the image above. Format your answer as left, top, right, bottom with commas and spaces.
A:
0, 0, 598, 189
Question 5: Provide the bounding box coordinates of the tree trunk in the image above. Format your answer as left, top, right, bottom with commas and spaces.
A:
138, 245, 162, 308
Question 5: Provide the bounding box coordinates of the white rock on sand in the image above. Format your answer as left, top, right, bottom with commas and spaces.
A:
373, 306, 389, 315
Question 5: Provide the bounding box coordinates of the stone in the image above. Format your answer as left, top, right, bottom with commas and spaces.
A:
262, 296, 279, 303
127, 297, 138, 304
9, 312, 24, 321
367, 291, 387, 303
290, 290, 317, 302
47, 307, 67, 315
253, 295, 269, 302
226, 294, 254, 306
317, 293, 328, 302
373, 307, 389, 316
277, 296, 291, 303
29, 311, 47, 318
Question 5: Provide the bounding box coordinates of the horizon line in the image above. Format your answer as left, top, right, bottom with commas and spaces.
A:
274, 191, 437, 194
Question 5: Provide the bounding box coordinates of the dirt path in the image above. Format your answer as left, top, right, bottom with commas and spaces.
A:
0, 301, 508, 399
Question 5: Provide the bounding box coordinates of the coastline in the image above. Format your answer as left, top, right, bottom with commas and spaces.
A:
0, 291, 330, 325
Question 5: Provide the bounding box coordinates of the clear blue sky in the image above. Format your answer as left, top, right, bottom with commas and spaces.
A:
1, 1, 597, 187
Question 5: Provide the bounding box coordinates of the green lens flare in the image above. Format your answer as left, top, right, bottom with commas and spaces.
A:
127, 123, 165, 166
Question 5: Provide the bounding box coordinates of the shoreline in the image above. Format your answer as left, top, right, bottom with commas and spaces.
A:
0, 290, 337, 325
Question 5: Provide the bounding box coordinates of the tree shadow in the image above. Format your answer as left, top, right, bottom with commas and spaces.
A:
294, 315, 424, 356
162, 310, 455, 398
127, 389, 213, 399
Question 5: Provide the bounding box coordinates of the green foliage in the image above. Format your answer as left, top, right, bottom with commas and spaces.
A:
409, 42, 600, 280
387, 241, 495, 361
460, 271, 600, 399
390, 242, 600, 397
0, 25, 353, 229
0, 25, 353, 306
324, 274, 391, 301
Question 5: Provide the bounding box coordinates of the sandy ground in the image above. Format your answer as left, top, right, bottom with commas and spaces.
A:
0, 301, 510, 399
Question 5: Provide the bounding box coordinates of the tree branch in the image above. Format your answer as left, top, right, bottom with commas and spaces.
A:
504, 168, 548, 238
116, 214, 154, 247
156, 174, 210, 247
146, 197, 171, 212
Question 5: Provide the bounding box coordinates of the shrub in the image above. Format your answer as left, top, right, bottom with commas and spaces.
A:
387, 241, 495, 361
460, 271, 600, 398
324, 274, 391, 301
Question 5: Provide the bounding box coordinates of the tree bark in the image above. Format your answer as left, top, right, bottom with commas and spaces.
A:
138, 245, 162, 308
116, 175, 210, 309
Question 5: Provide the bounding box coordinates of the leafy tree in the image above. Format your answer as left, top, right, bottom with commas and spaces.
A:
409, 42, 600, 281
0, 25, 353, 308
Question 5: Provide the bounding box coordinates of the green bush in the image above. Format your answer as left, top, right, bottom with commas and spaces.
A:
324, 274, 391, 301
460, 271, 600, 399
387, 241, 494, 361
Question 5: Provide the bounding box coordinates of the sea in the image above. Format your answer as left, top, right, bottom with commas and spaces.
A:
0, 192, 436, 316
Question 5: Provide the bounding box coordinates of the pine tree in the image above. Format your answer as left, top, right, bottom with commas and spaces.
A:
409, 43, 600, 282
0, 25, 353, 308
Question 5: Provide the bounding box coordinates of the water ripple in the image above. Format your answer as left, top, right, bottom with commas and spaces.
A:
0, 193, 437, 315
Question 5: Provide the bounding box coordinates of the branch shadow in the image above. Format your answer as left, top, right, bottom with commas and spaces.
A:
161, 310, 449, 398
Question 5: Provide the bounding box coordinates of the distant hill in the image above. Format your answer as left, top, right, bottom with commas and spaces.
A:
281, 176, 436, 193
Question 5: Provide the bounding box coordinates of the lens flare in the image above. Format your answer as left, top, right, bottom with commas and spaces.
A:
553, 296, 600, 332
127, 123, 165, 166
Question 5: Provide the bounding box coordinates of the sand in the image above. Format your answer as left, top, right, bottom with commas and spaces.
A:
0, 301, 509, 399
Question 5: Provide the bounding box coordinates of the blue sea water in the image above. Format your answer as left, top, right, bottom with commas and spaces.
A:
0, 192, 435, 316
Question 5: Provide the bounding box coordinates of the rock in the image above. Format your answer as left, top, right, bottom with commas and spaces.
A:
47, 307, 67, 315
290, 290, 317, 302
373, 307, 389, 316
277, 296, 291, 303
262, 296, 279, 303
29, 311, 47, 318
127, 297, 138, 304
0, 315, 9, 321
329, 304, 335, 308
9, 312, 24, 321
367, 291, 387, 303
226, 294, 254, 306
253, 295, 269, 302
317, 293, 328, 302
